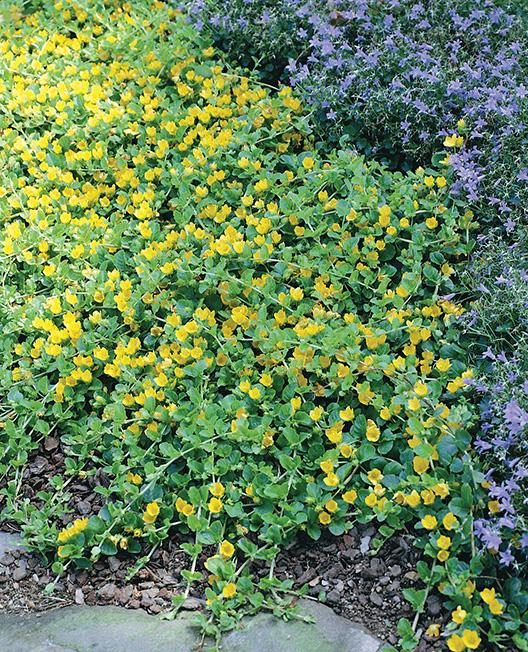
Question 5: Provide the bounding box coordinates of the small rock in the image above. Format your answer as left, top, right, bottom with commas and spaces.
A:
77, 500, 92, 515
326, 590, 341, 605
326, 563, 344, 579
108, 557, 121, 572
359, 536, 371, 554
369, 591, 384, 607
75, 588, 85, 605
44, 437, 59, 451
12, 563, 28, 582
144, 587, 159, 599
98, 583, 117, 600
389, 564, 401, 577
115, 586, 133, 605
140, 595, 154, 608
426, 595, 442, 616
182, 597, 203, 611
0, 532, 24, 559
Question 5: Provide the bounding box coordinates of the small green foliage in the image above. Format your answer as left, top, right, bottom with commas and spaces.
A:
0, 1, 524, 650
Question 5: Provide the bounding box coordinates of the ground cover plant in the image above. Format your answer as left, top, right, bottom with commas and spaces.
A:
0, 1, 526, 651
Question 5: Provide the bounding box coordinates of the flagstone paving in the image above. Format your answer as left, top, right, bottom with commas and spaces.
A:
0, 599, 381, 652
0, 531, 24, 557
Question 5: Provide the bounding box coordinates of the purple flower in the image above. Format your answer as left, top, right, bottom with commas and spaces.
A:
504, 400, 528, 435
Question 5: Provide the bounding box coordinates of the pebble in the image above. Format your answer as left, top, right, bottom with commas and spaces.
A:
98, 583, 117, 600
326, 590, 341, 604
389, 565, 401, 577
369, 592, 384, 607
359, 536, 371, 554
12, 564, 28, 582
182, 597, 203, 611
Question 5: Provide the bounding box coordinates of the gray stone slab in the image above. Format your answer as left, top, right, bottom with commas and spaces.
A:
0, 600, 381, 652
0, 606, 199, 652
222, 600, 381, 652
0, 531, 24, 557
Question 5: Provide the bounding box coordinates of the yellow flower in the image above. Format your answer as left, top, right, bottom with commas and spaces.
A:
291, 396, 302, 414
425, 624, 440, 638
325, 499, 338, 513
408, 396, 421, 411
413, 381, 428, 397
443, 134, 464, 148
480, 588, 502, 614
57, 517, 89, 543
435, 358, 451, 372
142, 501, 160, 524
127, 471, 142, 485
219, 540, 235, 559
222, 582, 237, 599
421, 515, 437, 530
208, 497, 223, 513
94, 347, 109, 361
437, 535, 451, 550
209, 482, 225, 497
442, 512, 458, 531
260, 373, 273, 387
463, 580, 476, 598
323, 473, 339, 487
426, 216, 438, 229
365, 419, 380, 442
462, 629, 481, 649
248, 387, 261, 400
488, 500, 500, 514
302, 156, 315, 170
319, 511, 331, 525
342, 490, 357, 504
367, 468, 383, 484
378, 205, 391, 226
365, 493, 377, 508
413, 456, 429, 475
310, 406, 324, 420
447, 634, 465, 652
451, 606, 467, 624
254, 179, 268, 193
320, 459, 334, 474
339, 406, 354, 421
239, 379, 251, 393
405, 490, 421, 508
290, 287, 304, 301
424, 176, 435, 188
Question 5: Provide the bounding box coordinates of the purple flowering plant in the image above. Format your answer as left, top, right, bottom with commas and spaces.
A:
461, 231, 528, 574
189, 0, 528, 224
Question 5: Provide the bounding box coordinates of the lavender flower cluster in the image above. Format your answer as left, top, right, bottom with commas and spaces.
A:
462, 231, 528, 569
189, 0, 528, 222
470, 353, 528, 570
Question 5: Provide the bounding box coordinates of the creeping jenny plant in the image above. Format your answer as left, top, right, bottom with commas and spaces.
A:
0, 1, 526, 650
